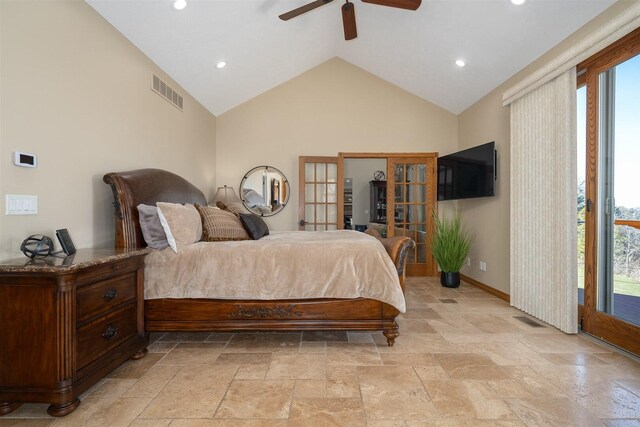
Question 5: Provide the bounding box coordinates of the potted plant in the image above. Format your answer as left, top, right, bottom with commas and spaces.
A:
429, 211, 473, 288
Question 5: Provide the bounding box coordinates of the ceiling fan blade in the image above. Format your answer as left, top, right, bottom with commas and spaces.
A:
361, 0, 421, 10
279, 0, 335, 21
342, 2, 357, 40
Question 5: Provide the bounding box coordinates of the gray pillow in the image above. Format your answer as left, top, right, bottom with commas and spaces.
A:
239, 213, 269, 240
137, 204, 169, 249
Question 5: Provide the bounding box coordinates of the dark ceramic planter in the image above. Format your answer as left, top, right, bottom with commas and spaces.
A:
440, 271, 460, 288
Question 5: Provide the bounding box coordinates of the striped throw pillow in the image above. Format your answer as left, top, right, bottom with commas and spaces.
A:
195, 205, 249, 241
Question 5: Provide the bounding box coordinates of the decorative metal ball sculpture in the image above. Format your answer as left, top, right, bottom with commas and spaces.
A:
20, 234, 54, 259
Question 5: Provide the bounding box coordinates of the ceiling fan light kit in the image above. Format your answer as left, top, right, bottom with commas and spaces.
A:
279, 0, 421, 41
342, 1, 357, 41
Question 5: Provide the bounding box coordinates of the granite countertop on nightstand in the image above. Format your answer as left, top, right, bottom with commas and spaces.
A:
0, 248, 150, 273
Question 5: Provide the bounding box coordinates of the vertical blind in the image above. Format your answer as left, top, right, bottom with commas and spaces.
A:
509, 68, 578, 333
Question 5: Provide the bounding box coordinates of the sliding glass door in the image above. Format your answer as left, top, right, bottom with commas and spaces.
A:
578, 28, 640, 355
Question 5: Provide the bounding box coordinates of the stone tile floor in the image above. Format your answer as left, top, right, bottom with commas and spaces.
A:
2, 276, 640, 426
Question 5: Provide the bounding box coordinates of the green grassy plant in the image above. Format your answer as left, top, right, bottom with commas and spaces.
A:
430, 212, 473, 273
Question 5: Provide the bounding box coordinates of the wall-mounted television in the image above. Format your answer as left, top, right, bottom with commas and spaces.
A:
437, 141, 496, 201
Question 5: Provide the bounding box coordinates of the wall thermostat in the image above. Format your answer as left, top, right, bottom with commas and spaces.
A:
14, 152, 37, 168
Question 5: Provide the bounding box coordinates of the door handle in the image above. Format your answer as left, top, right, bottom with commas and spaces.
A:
299, 219, 306, 227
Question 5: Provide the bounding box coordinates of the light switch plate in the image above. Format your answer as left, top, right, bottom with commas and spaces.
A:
5, 194, 38, 215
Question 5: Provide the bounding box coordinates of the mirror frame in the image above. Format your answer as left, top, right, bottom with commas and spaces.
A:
239, 165, 290, 217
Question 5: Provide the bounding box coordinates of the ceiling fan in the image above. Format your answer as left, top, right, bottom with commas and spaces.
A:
279, 0, 421, 41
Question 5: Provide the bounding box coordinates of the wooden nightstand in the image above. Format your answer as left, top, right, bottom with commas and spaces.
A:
0, 249, 149, 417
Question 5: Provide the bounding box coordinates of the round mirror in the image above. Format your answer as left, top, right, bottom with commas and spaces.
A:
239, 166, 290, 216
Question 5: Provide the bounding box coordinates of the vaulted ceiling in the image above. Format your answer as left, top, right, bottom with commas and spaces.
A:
86, 0, 615, 116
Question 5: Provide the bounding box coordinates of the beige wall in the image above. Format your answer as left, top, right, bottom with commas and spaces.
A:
216, 58, 458, 231
0, 0, 217, 258
457, 0, 637, 294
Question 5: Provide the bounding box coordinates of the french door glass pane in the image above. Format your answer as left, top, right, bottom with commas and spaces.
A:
577, 84, 587, 305
316, 164, 326, 182
305, 163, 315, 182
611, 54, 640, 326
597, 53, 640, 326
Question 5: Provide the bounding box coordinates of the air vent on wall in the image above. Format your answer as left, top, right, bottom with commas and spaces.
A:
152, 74, 183, 111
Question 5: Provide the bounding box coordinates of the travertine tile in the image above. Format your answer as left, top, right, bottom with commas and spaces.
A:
503, 366, 566, 398
235, 363, 269, 379
0, 404, 52, 419
397, 319, 436, 334
139, 364, 237, 419
414, 365, 451, 381
158, 332, 212, 342
401, 308, 441, 320
157, 345, 223, 365
302, 330, 348, 342
123, 364, 182, 398
358, 365, 437, 420
0, 419, 53, 426
542, 352, 614, 366
224, 333, 301, 353
406, 421, 525, 426
601, 420, 640, 427
214, 352, 271, 365
265, 353, 326, 379
147, 341, 178, 354
505, 397, 604, 426
129, 419, 171, 427
293, 379, 326, 398
347, 332, 374, 343
107, 353, 164, 379
49, 396, 151, 427
326, 343, 382, 366
214, 379, 294, 419
455, 342, 550, 366
518, 334, 611, 353
288, 398, 366, 426
204, 332, 235, 342
299, 342, 326, 353
89, 379, 137, 397
380, 353, 438, 366
435, 353, 510, 380
326, 366, 360, 398
375, 333, 458, 354
170, 420, 288, 427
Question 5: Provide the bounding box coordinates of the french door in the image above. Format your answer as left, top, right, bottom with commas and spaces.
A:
578, 28, 640, 355
387, 157, 437, 276
298, 156, 339, 231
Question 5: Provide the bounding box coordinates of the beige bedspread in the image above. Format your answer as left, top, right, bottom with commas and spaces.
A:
144, 230, 406, 312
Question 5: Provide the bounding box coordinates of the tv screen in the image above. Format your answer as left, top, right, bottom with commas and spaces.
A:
437, 141, 496, 201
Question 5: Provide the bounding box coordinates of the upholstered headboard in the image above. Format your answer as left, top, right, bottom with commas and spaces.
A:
103, 169, 207, 249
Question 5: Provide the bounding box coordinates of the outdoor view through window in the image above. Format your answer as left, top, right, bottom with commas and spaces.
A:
577, 53, 640, 326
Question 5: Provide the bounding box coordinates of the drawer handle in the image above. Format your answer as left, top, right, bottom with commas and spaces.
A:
111, 264, 120, 271
102, 325, 119, 340
103, 288, 118, 301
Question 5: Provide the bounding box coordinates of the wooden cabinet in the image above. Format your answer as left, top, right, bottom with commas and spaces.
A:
370, 180, 387, 224
0, 249, 148, 417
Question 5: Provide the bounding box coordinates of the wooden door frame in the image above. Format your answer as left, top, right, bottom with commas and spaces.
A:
337, 152, 438, 276
577, 27, 640, 355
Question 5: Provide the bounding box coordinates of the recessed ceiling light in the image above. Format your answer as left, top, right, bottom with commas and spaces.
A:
216, 61, 227, 69
511, 0, 526, 5
455, 59, 466, 67
173, 0, 187, 10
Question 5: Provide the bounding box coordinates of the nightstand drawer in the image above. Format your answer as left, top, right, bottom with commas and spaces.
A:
77, 273, 136, 322
75, 257, 139, 286
77, 303, 137, 369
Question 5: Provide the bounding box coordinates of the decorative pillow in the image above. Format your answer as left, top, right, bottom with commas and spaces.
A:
156, 202, 203, 253
195, 204, 249, 241
216, 201, 245, 217
137, 204, 169, 250
239, 213, 270, 240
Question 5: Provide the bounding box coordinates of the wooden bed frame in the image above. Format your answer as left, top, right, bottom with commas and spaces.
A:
103, 168, 413, 346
